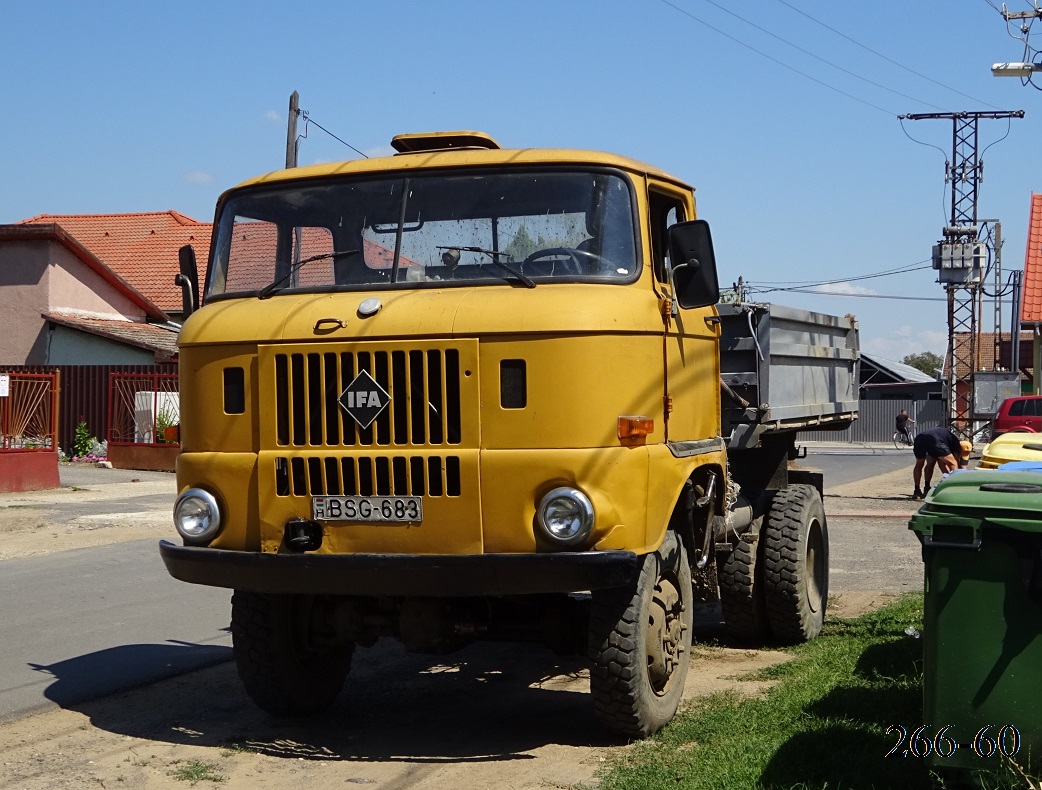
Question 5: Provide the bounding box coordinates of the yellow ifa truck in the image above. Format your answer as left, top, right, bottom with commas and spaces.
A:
161, 131, 858, 738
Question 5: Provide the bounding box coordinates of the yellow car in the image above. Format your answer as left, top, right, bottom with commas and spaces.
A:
978, 432, 1042, 469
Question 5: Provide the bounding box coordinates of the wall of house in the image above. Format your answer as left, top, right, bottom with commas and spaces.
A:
47, 245, 143, 318
0, 239, 144, 365
46, 325, 155, 365
0, 241, 49, 365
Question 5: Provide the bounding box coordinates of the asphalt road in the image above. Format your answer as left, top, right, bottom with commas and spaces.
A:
0, 454, 919, 723
0, 539, 232, 722
801, 443, 913, 487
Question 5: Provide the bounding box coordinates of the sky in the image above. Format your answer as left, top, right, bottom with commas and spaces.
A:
4, 0, 1042, 361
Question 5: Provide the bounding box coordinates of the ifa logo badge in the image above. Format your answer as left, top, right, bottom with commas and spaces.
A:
338, 370, 390, 429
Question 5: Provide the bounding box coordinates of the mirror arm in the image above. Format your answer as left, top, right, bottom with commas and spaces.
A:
666, 261, 693, 317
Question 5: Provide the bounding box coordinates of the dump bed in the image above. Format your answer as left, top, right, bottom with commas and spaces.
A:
717, 302, 860, 448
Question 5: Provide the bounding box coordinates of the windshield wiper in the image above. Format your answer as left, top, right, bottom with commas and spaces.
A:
437, 246, 535, 289
258, 249, 359, 299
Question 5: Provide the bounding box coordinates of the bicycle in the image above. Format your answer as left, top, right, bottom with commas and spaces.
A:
893, 428, 914, 449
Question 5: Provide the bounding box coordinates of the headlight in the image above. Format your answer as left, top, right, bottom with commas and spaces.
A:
173, 488, 222, 544
536, 487, 594, 546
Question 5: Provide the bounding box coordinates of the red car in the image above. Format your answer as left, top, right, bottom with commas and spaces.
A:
992, 395, 1042, 437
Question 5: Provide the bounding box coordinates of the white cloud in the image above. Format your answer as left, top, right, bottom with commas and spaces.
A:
266, 110, 280, 124
811, 282, 875, 296
183, 171, 215, 185
863, 327, 947, 360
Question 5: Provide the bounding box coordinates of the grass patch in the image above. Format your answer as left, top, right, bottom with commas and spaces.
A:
597, 594, 995, 789
169, 759, 226, 784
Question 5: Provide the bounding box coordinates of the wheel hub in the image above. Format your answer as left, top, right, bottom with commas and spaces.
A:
646, 577, 686, 694
805, 519, 824, 614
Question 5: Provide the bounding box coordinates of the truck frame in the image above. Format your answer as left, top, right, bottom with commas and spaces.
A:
161, 131, 858, 738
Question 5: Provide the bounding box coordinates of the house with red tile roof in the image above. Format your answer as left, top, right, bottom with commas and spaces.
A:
0, 211, 210, 365
1022, 192, 1042, 394
19, 211, 212, 317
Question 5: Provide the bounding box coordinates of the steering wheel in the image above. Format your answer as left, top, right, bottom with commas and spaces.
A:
522, 247, 600, 276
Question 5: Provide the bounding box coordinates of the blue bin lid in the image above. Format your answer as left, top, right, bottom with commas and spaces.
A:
998, 461, 1042, 473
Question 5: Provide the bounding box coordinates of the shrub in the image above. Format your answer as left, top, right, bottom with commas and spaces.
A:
72, 420, 95, 458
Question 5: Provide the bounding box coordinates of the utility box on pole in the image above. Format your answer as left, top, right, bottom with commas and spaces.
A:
974, 371, 1021, 420
932, 242, 985, 284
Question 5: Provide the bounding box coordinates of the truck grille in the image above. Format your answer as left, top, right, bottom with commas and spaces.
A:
275, 454, 461, 497
274, 348, 463, 448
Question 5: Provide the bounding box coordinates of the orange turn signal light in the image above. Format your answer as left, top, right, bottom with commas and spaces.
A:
618, 415, 654, 439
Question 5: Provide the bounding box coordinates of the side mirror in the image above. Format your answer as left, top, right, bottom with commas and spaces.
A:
175, 244, 200, 316
666, 219, 720, 309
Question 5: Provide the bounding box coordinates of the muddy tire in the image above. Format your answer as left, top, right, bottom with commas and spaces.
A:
588, 531, 693, 739
763, 484, 829, 643
716, 523, 771, 644
231, 590, 353, 716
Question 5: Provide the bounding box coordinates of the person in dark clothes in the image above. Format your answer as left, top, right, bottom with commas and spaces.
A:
895, 409, 914, 443
912, 426, 972, 499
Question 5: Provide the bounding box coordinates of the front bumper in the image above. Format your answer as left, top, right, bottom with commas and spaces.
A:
159, 540, 639, 597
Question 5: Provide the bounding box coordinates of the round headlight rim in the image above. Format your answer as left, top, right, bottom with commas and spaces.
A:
173, 487, 222, 544
536, 486, 595, 547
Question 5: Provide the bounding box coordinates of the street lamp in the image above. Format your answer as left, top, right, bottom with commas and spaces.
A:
992, 62, 1042, 77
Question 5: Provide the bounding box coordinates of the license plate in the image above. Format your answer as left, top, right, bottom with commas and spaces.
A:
312, 495, 423, 524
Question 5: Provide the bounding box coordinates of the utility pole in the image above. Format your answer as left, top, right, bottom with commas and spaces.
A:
992, 221, 1003, 371
899, 110, 1023, 437
1011, 269, 1024, 381
285, 91, 301, 288
286, 90, 300, 169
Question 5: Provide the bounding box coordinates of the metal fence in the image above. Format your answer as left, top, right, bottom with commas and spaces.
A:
1, 364, 178, 453
802, 399, 947, 443
108, 373, 180, 446
0, 372, 59, 452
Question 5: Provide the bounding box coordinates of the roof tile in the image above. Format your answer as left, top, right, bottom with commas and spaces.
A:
951, 331, 1033, 378
1023, 193, 1042, 324
21, 211, 211, 313
42, 312, 179, 361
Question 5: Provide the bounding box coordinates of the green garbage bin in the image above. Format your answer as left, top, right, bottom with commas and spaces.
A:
909, 469, 1042, 779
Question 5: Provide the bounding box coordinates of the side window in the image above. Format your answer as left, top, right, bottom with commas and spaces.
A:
1010, 399, 1026, 417
1031, 399, 1042, 417
648, 190, 686, 284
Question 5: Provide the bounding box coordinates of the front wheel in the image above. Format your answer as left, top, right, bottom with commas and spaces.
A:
231, 591, 354, 716
588, 531, 693, 739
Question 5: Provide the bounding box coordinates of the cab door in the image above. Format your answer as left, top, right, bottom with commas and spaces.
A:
648, 185, 721, 444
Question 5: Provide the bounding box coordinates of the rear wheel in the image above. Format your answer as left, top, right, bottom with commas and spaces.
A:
588, 531, 693, 738
717, 522, 771, 644
231, 591, 353, 716
762, 485, 829, 643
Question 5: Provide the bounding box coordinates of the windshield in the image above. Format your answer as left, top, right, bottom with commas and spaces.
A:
206, 168, 638, 298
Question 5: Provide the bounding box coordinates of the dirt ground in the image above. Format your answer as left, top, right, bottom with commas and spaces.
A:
0, 479, 174, 561
0, 460, 923, 790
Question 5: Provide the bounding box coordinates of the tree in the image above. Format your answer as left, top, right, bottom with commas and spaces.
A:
504, 223, 538, 262
902, 351, 943, 376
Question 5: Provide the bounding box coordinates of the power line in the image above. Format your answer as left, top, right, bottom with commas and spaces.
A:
697, 0, 946, 111
752, 260, 932, 287
656, 0, 897, 116
297, 110, 369, 159
897, 118, 953, 225
744, 287, 946, 302
772, 0, 1004, 111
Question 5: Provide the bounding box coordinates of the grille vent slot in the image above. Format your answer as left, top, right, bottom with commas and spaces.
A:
275, 349, 462, 447
275, 455, 461, 498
